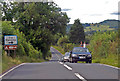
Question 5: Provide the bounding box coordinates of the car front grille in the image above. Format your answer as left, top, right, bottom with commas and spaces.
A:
78, 55, 86, 57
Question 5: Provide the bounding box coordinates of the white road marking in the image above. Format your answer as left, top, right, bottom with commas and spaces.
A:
74, 73, 87, 81
0, 63, 26, 79
23, 63, 41, 64
99, 64, 120, 70
63, 64, 72, 71
59, 62, 63, 65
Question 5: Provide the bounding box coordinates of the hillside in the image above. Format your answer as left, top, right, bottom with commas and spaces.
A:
84, 25, 115, 35
66, 19, 119, 34
99, 20, 119, 29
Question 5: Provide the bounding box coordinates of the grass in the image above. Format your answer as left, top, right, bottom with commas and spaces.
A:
0, 62, 2, 74
92, 54, 119, 67
84, 25, 115, 32
78, 54, 119, 68
52, 46, 65, 55
2, 54, 21, 73
2, 53, 46, 73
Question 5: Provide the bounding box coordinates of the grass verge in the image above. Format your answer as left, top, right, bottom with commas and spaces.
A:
52, 46, 65, 55
2, 53, 46, 73
92, 54, 119, 68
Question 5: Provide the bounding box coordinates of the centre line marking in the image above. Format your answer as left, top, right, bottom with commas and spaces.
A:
74, 73, 87, 81
63, 64, 72, 71
59, 62, 63, 65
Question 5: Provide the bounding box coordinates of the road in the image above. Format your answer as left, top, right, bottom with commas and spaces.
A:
1, 47, 120, 81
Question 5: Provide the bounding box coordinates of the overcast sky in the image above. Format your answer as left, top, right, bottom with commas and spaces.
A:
54, 0, 120, 24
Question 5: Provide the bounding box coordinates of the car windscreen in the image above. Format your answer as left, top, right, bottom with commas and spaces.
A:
73, 48, 89, 53
65, 52, 69, 56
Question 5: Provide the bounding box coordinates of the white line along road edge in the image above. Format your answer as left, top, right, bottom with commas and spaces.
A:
99, 64, 120, 70
0, 63, 26, 79
75, 73, 87, 81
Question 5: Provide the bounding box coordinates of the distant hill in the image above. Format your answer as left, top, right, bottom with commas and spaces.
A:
99, 20, 119, 29
66, 19, 119, 34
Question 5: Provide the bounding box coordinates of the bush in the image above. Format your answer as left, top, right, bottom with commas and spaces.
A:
87, 31, 119, 67
2, 21, 42, 59
88, 31, 118, 57
64, 43, 74, 52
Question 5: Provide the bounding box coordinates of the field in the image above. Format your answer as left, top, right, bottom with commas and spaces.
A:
84, 25, 115, 33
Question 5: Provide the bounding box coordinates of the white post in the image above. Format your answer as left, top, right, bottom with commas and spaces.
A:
83, 42, 86, 48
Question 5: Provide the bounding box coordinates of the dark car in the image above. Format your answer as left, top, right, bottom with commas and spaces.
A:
63, 52, 70, 62
69, 47, 92, 63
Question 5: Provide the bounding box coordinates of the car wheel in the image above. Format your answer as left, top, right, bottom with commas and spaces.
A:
89, 60, 92, 63
67, 60, 69, 62
75, 61, 77, 63
70, 60, 74, 63
70, 58, 73, 63
68, 60, 69, 62
70, 60, 73, 63
86, 60, 88, 63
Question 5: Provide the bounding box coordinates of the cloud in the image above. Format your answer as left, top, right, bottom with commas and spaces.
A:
83, 14, 102, 16
89, 14, 103, 16
110, 12, 120, 15
61, 8, 72, 11
105, 1, 109, 4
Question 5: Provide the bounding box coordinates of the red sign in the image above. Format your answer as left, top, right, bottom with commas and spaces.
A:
4, 45, 17, 50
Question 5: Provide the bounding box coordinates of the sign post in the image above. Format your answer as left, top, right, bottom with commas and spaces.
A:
4, 35, 18, 57
83, 42, 86, 48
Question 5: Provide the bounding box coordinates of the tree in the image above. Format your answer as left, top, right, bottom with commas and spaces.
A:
1, 2, 69, 59
69, 19, 85, 44
57, 35, 69, 47
1, 1, 18, 21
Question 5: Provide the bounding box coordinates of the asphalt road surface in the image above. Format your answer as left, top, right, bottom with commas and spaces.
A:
1, 47, 120, 81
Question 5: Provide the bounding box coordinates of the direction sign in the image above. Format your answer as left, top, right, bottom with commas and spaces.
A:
4, 45, 17, 50
4, 35, 18, 45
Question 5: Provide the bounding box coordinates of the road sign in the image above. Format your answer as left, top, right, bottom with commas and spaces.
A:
4, 45, 17, 50
4, 35, 18, 45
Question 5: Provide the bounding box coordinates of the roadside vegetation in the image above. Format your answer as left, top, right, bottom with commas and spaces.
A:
54, 31, 119, 67
84, 25, 115, 32
2, 21, 43, 58
2, 21, 46, 73
52, 46, 65, 55
53, 19, 84, 55
1, 1, 69, 73
87, 31, 119, 67
2, 51, 45, 73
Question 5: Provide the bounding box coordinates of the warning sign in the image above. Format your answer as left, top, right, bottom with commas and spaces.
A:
4, 45, 17, 50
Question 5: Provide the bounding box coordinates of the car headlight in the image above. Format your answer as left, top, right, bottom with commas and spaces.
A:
72, 54, 77, 57
64, 57, 67, 59
87, 54, 92, 57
